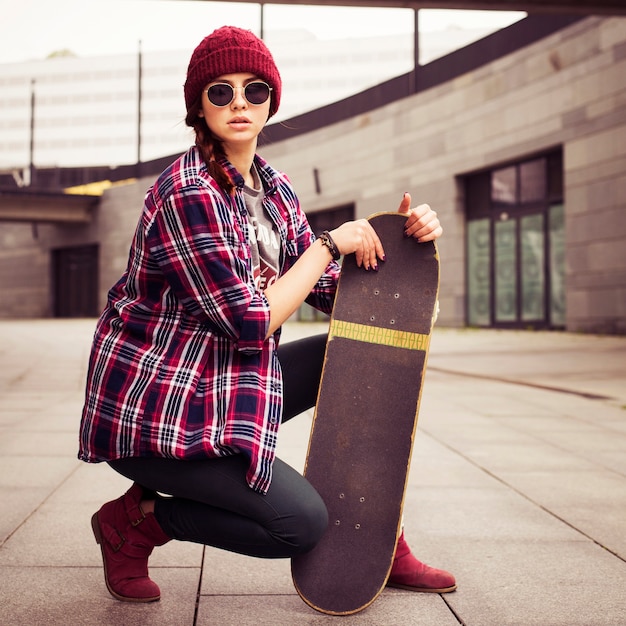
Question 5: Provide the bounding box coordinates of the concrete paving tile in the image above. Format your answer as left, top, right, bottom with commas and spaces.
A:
0, 498, 98, 567
0, 456, 78, 492
0, 484, 50, 545
500, 413, 617, 436
55, 462, 132, 505
497, 468, 626, 556
0, 391, 70, 410
196, 589, 460, 625
16, 403, 86, 432
0, 456, 79, 544
551, 503, 626, 558
407, 435, 493, 489
498, 418, 626, 473
422, 412, 611, 475
444, 539, 626, 626
425, 428, 597, 473
0, 566, 199, 626
200, 547, 294, 595
0, 430, 77, 457
403, 483, 583, 546
591, 448, 626, 474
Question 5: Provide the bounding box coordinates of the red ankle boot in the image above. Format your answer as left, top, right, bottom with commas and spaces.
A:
387, 531, 456, 593
91, 483, 171, 602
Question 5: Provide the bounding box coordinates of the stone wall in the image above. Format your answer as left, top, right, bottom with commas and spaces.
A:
259, 16, 626, 333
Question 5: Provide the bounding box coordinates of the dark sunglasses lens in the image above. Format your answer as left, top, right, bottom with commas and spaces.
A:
245, 82, 270, 105
207, 84, 233, 106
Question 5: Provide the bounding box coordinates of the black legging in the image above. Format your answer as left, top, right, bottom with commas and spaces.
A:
109, 333, 328, 559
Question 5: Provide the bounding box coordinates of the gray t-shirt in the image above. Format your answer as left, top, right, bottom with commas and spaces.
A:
243, 166, 280, 290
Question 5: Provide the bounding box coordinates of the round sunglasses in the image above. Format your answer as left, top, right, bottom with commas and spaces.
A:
205, 81, 272, 107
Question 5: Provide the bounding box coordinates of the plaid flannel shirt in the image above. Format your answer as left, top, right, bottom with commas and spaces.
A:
78, 146, 339, 494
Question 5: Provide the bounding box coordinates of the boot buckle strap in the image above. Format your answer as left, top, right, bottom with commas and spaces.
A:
103, 525, 126, 552
127, 502, 146, 527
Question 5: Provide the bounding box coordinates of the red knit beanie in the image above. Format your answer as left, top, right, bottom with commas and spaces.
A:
184, 26, 282, 118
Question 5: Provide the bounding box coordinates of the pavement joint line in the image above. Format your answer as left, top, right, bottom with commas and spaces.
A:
422, 429, 626, 566
441, 594, 466, 625
0, 462, 82, 549
428, 367, 614, 401
192, 546, 205, 626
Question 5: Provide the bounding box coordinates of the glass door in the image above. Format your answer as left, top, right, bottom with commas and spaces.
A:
465, 151, 564, 329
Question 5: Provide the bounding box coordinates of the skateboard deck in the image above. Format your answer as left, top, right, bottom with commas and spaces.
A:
291, 211, 440, 615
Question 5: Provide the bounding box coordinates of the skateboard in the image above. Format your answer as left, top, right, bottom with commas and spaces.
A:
291, 211, 440, 615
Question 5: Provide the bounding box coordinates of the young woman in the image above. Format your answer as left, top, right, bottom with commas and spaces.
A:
79, 25, 455, 603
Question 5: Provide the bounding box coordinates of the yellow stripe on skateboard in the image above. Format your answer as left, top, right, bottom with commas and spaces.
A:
330, 319, 430, 352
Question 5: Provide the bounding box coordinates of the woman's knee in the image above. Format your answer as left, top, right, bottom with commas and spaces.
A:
266, 461, 329, 555
288, 492, 328, 555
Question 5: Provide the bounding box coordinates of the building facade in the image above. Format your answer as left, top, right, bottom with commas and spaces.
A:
1, 16, 625, 334
260, 16, 626, 334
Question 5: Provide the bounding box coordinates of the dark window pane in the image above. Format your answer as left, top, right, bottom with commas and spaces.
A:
465, 172, 491, 218
547, 151, 564, 201
467, 218, 491, 326
494, 219, 517, 322
491, 166, 517, 205
520, 158, 546, 204
549, 204, 566, 326
521, 213, 545, 320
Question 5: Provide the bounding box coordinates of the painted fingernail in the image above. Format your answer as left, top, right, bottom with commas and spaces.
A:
373, 264, 379, 272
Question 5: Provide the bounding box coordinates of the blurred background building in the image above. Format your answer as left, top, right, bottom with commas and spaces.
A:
0, 15, 515, 170
0, 2, 624, 335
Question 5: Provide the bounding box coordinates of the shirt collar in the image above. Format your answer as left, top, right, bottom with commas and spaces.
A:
217, 154, 279, 195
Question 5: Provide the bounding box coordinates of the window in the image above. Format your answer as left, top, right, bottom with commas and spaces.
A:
464, 149, 564, 329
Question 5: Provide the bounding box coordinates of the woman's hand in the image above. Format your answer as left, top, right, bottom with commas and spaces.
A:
326, 193, 441, 270
329, 219, 385, 270
398, 192, 443, 242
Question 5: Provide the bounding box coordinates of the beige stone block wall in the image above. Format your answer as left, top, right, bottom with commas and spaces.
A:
94, 178, 150, 308
260, 16, 626, 333
0, 224, 51, 317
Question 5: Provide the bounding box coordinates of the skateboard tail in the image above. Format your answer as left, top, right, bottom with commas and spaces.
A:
292, 565, 393, 616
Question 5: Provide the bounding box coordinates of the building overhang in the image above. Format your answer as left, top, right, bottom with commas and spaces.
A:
0, 189, 99, 224
216, 0, 626, 15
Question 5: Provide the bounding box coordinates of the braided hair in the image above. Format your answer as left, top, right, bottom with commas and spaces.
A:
185, 101, 235, 195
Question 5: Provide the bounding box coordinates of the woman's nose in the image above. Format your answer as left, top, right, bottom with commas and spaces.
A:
231, 86, 248, 108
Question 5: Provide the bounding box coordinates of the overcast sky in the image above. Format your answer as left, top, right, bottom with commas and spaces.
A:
0, 0, 525, 64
